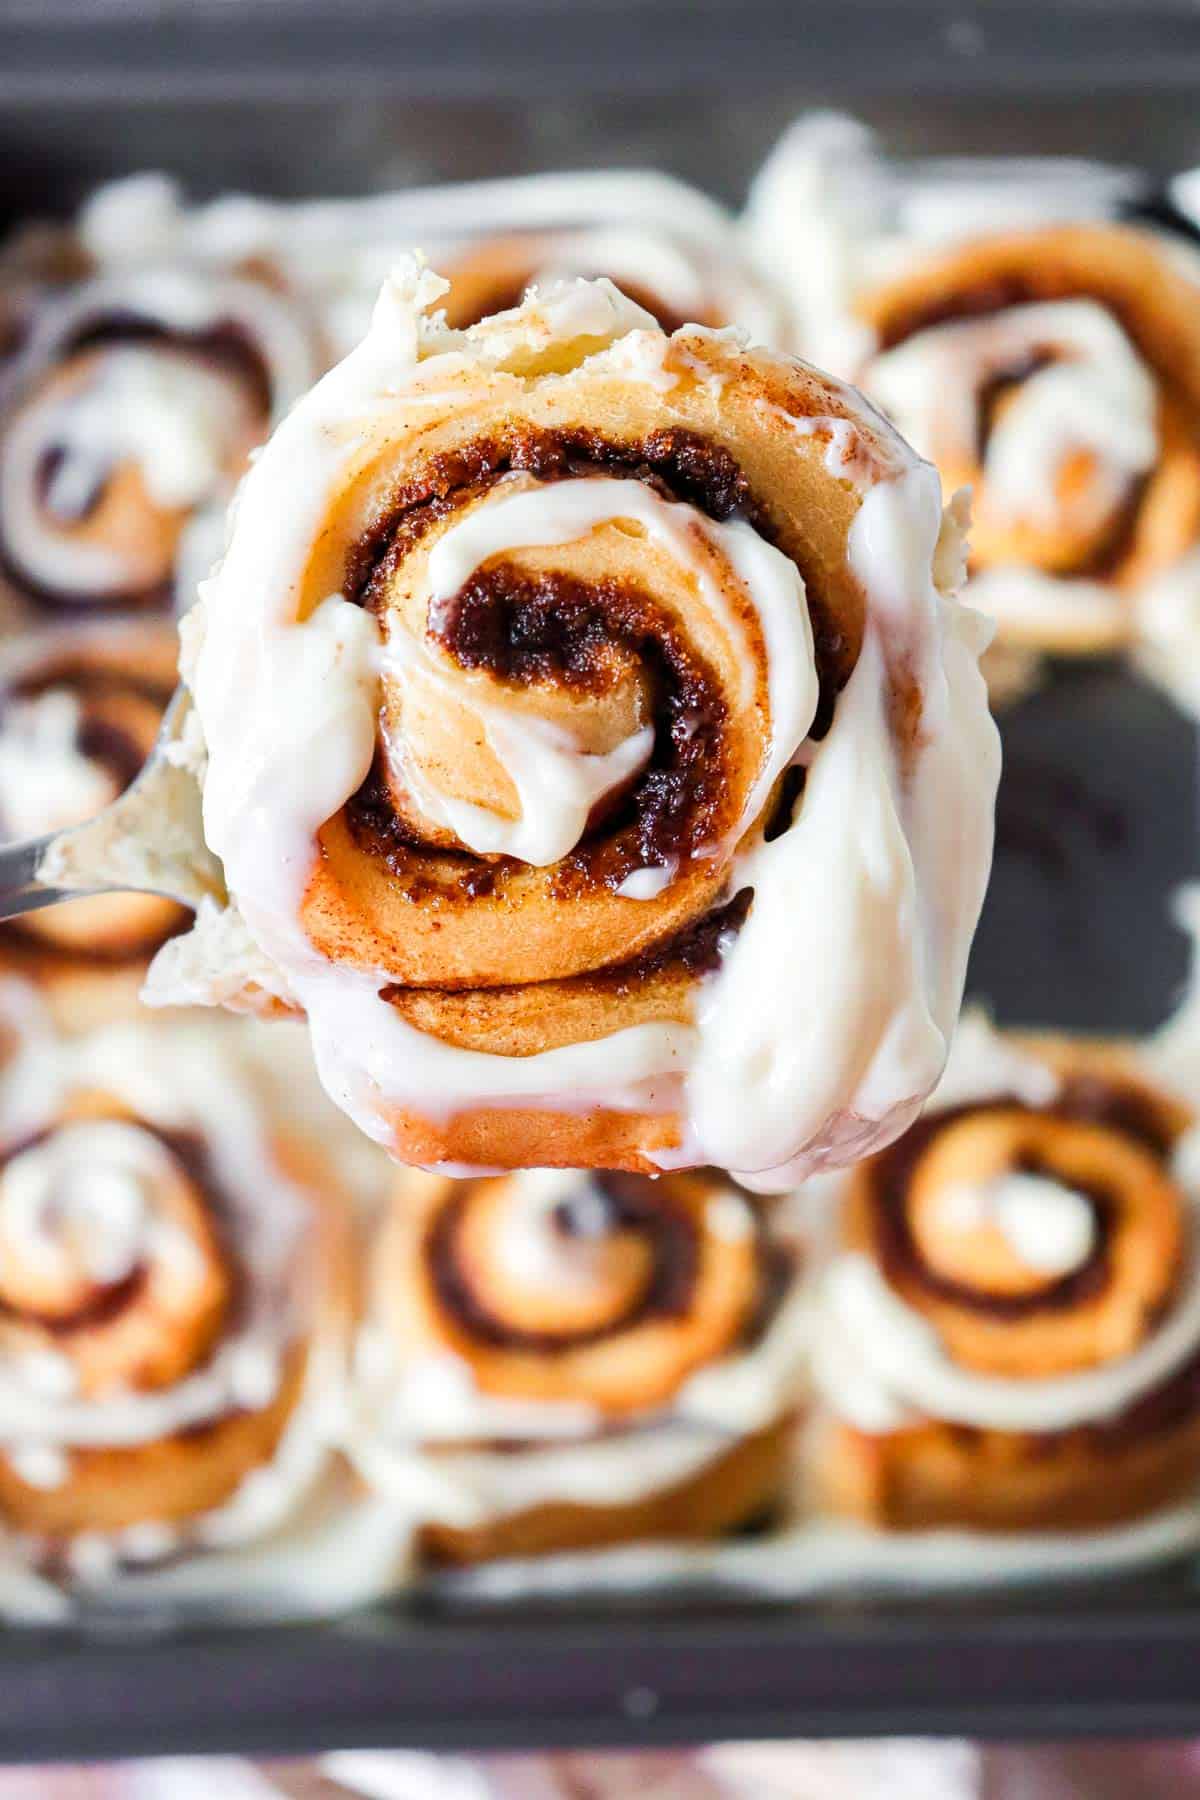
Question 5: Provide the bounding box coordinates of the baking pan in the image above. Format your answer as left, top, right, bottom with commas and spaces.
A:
0, 61, 1199, 1757
0, 664, 1179, 1767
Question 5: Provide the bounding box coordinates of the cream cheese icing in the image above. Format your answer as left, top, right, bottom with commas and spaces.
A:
140, 261, 997, 1188
864, 300, 1159, 539
933, 1170, 1097, 1278
744, 114, 1142, 376
0, 691, 117, 840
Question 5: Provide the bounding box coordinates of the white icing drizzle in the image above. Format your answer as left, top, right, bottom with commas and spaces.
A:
379, 621, 654, 868
437, 1495, 1200, 1604
938, 1171, 1097, 1277
43, 346, 247, 513
159, 263, 997, 1188
744, 114, 890, 372
412, 470, 816, 858
487, 1168, 620, 1295
0, 1119, 199, 1289
678, 466, 998, 1186
745, 113, 1141, 376
814, 1242, 1200, 1436
615, 860, 677, 900
928, 1008, 1062, 1112
5, 1445, 69, 1492
0, 691, 116, 840
963, 562, 1128, 644
864, 300, 1159, 539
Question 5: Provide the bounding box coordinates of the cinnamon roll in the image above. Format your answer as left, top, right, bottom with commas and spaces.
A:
810, 1013, 1200, 1533
78, 170, 783, 359
141, 262, 999, 1184
0, 1005, 357, 1604
0, 261, 319, 620
857, 227, 1200, 656
747, 121, 1200, 660
0, 622, 185, 1027
349, 1167, 807, 1563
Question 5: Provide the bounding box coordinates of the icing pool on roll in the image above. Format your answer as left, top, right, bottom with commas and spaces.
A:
153, 261, 998, 1184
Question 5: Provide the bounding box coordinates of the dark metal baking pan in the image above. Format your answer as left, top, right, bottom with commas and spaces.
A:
0, 73, 1199, 1758
3, 1, 1200, 106
0, 664, 1179, 1767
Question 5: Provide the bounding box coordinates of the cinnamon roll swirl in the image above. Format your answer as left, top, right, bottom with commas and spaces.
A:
810, 1014, 1200, 1533
0, 262, 319, 620
350, 1167, 807, 1563
746, 122, 1200, 660
857, 227, 1200, 656
0, 1007, 356, 1600
0, 622, 189, 1031
143, 262, 999, 1184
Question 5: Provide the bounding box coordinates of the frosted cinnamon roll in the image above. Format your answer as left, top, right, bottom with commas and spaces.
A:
748, 122, 1200, 663
0, 623, 185, 1015
810, 1013, 1200, 1533
349, 1167, 807, 1563
856, 227, 1200, 656
0, 263, 319, 620
79, 170, 783, 359
0, 1008, 355, 1604
142, 262, 999, 1185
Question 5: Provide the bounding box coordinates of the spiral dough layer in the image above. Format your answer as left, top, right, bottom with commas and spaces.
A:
812, 1017, 1200, 1533
0, 1002, 353, 1579
159, 262, 999, 1182
350, 1165, 806, 1562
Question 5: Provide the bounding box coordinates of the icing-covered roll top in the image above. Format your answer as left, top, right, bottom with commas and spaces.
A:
0, 1107, 231, 1402
352, 1164, 808, 1562
812, 1016, 1200, 1531
320, 423, 828, 986
0, 623, 182, 960
843, 1043, 1189, 1382
415, 175, 782, 342
371, 1167, 788, 1419
168, 263, 999, 1184
0, 267, 318, 616
77, 170, 783, 357
0, 1010, 352, 1566
856, 226, 1200, 652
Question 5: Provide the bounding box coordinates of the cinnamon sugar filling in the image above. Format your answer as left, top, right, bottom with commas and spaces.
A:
340, 426, 841, 987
